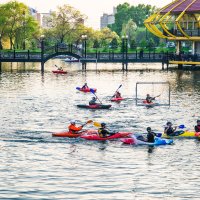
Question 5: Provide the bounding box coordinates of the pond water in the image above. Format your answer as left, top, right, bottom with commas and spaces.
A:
0, 60, 200, 200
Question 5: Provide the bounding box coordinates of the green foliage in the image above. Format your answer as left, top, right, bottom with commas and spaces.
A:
111, 3, 156, 35
0, 1, 40, 49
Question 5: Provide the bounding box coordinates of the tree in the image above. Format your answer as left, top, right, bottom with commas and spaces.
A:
0, 1, 39, 49
110, 38, 118, 49
46, 4, 86, 44
121, 19, 137, 46
99, 27, 119, 50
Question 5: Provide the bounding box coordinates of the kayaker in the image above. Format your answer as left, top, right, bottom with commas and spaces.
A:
89, 97, 97, 105
68, 120, 83, 134
146, 94, 155, 103
164, 122, 177, 136
146, 127, 155, 143
98, 123, 111, 138
82, 83, 89, 89
195, 120, 200, 132
114, 91, 122, 98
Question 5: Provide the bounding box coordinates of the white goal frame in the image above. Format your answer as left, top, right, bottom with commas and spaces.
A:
135, 82, 171, 106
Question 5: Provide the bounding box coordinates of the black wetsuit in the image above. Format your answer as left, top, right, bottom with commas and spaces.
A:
195, 125, 200, 132
89, 99, 97, 105
147, 132, 155, 143
146, 97, 155, 103
165, 127, 175, 136
98, 128, 110, 138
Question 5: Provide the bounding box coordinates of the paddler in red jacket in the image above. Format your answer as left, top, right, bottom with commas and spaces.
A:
195, 120, 200, 132
68, 120, 83, 134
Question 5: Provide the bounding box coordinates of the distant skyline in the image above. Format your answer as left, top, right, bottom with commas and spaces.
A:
1, 0, 172, 29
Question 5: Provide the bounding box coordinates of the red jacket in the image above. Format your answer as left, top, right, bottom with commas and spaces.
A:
68, 124, 82, 133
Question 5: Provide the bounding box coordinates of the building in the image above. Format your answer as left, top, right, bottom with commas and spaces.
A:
100, 7, 116, 29
144, 0, 200, 67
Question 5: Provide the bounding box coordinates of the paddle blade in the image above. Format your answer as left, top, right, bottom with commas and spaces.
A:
86, 120, 93, 124
179, 124, 186, 129
76, 87, 80, 90
93, 122, 101, 127
90, 89, 96, 94
119, 84, 122, 89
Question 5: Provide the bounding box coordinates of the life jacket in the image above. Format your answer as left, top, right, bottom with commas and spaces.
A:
195, 125, 200, 132
68, 124, 82, 133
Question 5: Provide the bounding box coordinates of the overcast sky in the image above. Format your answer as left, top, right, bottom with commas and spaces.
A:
1, 0, 172, 29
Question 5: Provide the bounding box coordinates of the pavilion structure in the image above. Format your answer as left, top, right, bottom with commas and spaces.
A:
144, 0, 200, 67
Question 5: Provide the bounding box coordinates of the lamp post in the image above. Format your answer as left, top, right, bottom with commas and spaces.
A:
0, 33, 2, 50
81, 35, 87, 58
122, 35, 128, 70
23, 10, 26, 50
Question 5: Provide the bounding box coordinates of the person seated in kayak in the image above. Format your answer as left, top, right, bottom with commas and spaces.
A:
164, 122, 177, 136
82, 83, 89, 89
146, 94, 155, 103
195, 120, 200, 132
89, 97, 98, 105
146, 127, 155, 143
68, 120, 83, 134
114, 91, 122, 98
98, 123, 115, 138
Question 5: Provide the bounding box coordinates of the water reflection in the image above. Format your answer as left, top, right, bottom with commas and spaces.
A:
0, 61, 200, 199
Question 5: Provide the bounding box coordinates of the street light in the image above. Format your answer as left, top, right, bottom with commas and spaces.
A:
122, 35, 128, 62
23, 10, 26, 50
81, 35, 87, 58
0, 33, 2, 50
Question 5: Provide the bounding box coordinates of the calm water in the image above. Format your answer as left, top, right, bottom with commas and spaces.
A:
1, 61, 200, 200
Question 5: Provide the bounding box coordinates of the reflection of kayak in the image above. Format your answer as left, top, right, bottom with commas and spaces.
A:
81, 132, 132, 141
111, 97, 124, 102
161, 131, 200, 138
77, 104, 112, 109
121, 137, 173, 145
52, 70, 67, 74
76, 87, 97, 93
142, 100, 159, 107
52, 130, 96, 138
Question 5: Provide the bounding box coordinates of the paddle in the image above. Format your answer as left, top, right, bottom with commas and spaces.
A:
110, 84, 122, 100
90, 89, 102, 104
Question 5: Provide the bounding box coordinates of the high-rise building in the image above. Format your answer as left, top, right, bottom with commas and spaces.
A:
100, 7, 116, 29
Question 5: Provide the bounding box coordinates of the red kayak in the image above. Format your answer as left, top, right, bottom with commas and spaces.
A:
52, 130, 96, 138
77, 104, 112, 109
142, 100, 159, 107
111, 97, 124, 102
80, 132, 132, 141
76, 87, 97, 93
52, 70, 67, 74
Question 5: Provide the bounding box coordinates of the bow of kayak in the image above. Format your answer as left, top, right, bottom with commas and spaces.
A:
111, 97, 124, 102
52, 130, 97, 138
161, 131, 199, 138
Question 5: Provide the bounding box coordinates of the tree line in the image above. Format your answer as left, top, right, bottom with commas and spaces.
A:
0, 1, 165, 52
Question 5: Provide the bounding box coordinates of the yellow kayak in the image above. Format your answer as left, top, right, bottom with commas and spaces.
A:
162, 131, 200, 138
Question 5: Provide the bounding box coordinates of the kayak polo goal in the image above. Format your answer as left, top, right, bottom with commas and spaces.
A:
135, 82, 170, 106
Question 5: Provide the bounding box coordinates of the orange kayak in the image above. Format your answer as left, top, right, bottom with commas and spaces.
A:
52, 130, 97, 138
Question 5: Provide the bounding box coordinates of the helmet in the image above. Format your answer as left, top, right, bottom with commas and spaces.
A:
147, 127, 151, 131
70, 120, 76, 124
101, 123, 106, 127
166, 122, 172, 126
92, 97, 96, 100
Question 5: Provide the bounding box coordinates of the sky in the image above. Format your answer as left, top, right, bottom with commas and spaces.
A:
1, 0, 172, 29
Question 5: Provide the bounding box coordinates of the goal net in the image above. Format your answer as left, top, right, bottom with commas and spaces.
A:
135, 82, 170, 106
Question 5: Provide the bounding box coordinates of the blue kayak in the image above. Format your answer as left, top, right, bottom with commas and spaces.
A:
121, 136, 173, 145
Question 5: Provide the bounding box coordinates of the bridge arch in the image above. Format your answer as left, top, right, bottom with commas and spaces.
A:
44, 52, 82, 63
